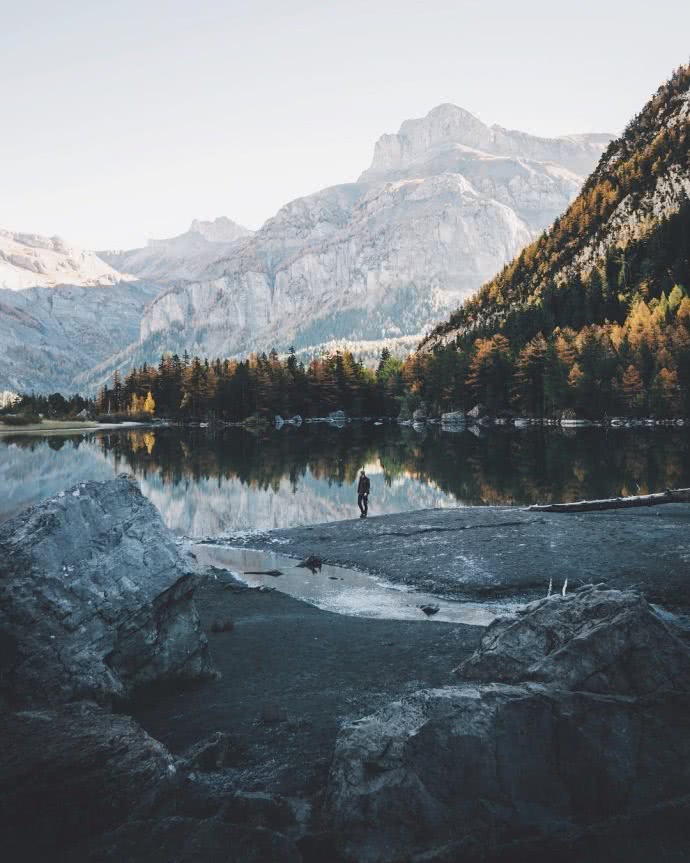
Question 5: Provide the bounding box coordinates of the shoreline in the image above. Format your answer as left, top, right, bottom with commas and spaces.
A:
214, 504, 690, 615
0, 420, 158, 436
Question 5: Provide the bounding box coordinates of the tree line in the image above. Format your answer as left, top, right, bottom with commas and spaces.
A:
408, 199, 690, 419
95, 348, 407, 422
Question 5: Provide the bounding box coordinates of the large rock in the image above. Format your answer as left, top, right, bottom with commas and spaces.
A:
0, 701, 180, 860
457, 587, 690, 695
325, 588, 690, 862
0, 474, 213, 707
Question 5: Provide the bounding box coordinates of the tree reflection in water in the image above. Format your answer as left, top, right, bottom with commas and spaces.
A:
2, 425, 690, 535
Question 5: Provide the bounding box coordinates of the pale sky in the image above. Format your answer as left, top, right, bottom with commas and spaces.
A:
1, 0, 688, 250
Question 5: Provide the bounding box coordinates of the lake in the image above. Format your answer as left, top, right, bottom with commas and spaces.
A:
2, 423, 690, 537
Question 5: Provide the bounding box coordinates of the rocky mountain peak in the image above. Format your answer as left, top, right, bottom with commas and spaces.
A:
0, 228, 124, 291
188, 216, 253, 244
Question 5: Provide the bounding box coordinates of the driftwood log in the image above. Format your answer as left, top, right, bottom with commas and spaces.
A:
528, 488, 690, 513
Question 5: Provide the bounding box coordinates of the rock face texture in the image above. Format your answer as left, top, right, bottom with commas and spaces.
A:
99, 106, 609, 376
326, 588, 690, 863
0, 474, 212, 707
0, 279, 160, 393
99, 217, 253, 282
0, 701, 179, 860
458, 586, 690, 694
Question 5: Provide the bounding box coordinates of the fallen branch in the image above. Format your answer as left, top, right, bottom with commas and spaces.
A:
528, 488, 690, 513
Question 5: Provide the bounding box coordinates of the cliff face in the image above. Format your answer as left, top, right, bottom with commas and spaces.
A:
0, 228, 122, 291
120, 106, 609, 369
98, 216, 254, 282
0, 279, 160, 393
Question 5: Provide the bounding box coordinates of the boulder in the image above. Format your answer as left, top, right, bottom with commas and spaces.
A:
467, 403, 485, 419
327, 682, 690, 863
412, 401, 428, 423
0, 474, 213, 707
457, 587, 690, 695
0, 701, 180, 861
326, 588, 690, 862
441, 411, 465, 425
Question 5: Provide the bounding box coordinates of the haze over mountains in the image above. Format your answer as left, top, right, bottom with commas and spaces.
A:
0, 105, 612, 393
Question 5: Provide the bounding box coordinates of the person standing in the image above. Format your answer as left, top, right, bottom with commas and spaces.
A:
357, 469, 370, 518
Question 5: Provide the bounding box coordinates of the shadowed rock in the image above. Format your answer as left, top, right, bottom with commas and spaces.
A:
0, 701, 180, 860
0, 474, 213, 708
79, 818, 301, 863
326, 588, 690, 862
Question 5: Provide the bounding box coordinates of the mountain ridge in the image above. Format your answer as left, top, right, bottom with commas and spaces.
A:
94, 103, 610, 386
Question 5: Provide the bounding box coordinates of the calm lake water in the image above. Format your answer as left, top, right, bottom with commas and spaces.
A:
2, 423, 690, 537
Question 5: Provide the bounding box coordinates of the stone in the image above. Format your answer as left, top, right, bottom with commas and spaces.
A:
456, 587, 690, 695
297, 554, 322, 573
0, 474, 213, 708
467, 404, 485, 419
441, 411, 465, 424
0, 701, 180, 861
412, 408, 427, 423
327, 683, 690, 863
325, 588, 690, 862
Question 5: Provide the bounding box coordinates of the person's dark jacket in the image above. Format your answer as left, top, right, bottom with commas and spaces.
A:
357, 475, 370, 495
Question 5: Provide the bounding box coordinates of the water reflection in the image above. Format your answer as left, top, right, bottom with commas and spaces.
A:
1, 424, 690, 537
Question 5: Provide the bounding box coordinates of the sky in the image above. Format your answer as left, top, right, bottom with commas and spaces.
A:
1, 0, 688, 250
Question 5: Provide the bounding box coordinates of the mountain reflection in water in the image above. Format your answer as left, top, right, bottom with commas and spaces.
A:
1, 424, 690, 537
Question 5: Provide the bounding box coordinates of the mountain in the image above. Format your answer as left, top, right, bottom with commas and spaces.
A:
101, 106, 610, 374
423, 66, 690, 351
97, 217, 253, 282
413, 65, 690, 419
0, 227, 166, 393
0, 229, 122, 291
0, 280, 161, 394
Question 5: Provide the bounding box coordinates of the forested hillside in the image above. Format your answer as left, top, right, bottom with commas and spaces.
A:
413, 64, 690, 418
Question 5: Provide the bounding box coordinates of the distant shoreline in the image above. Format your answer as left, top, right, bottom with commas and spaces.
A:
0, 420, 155, 436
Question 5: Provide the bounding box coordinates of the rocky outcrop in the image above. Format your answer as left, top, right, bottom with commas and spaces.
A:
325, 588, 690, 863
0, 701, 179, 860
98, 217, 253, 282
0, 702, 302, 863
0, 228, 123, 291
0, 474, 213, 708
457, 586, 690, 694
